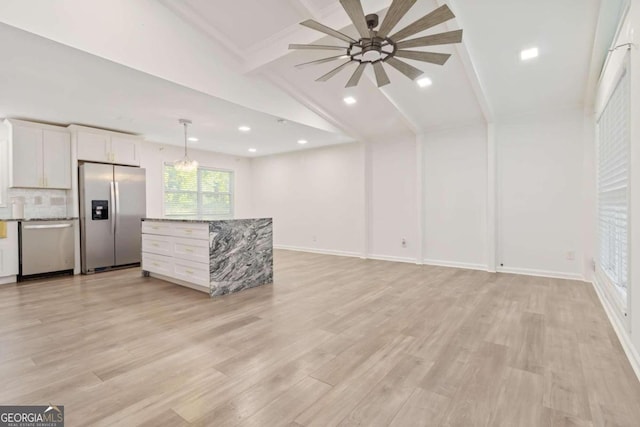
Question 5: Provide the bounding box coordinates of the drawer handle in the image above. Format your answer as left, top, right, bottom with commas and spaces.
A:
186, 270, 194, 274
184, 229, 193, 233
152, 226, 160, 230
152, 243, 159, 247
185, 248, 194, 253
153, 262, 159, 266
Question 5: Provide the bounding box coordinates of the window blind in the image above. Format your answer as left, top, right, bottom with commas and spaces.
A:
597, 66, 629, 303
163, 163, 233, 219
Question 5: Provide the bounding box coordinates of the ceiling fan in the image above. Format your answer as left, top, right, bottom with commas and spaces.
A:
289, 0, 462, 87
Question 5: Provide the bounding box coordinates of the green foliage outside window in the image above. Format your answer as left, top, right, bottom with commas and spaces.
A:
163, 163, 233, 218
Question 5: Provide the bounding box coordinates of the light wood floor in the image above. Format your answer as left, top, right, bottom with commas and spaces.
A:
1, 250, 639, 426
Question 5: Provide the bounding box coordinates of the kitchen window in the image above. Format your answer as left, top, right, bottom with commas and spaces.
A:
163, 163, 234, 219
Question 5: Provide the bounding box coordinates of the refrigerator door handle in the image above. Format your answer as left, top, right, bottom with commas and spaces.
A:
110, 181, 116, 235
115, 181, 120, 233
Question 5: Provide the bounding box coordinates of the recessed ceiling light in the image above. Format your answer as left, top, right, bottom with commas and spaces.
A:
297, 139, 308, 145
248, 148, 257, 153
520, 47, 539, 61
187, 137, 199, 142
238, 125, 251, 132
343, 96, 357, 105
417, 77, 432, 88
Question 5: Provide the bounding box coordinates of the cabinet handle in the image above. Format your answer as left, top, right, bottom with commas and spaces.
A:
153, 262, 159, 266
186, 270, 194, 274
152, 243, 159, 247
185, 248, 194, 253
184, 229, 193, 233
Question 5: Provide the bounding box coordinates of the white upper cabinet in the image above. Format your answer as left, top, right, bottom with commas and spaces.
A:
73, 126, 140, 166
6, 120, 71, 189
43, 129, 72, 189
110, 135, 139, 166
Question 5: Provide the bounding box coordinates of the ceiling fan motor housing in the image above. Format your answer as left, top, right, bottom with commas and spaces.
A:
365, 13, 379, 29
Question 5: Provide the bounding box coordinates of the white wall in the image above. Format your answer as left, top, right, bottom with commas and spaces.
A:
250, 143, 365, 256
139, 141, 253, 219
421, 124, 488, 269
367, 134, 419, 262
496, 108, 585, 279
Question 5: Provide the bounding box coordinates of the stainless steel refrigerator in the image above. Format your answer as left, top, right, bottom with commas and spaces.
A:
79, 162, 146, 274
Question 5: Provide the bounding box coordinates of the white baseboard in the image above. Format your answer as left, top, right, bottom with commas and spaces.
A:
591, 279, 640, 382
274, 245, 363, 259
496, 266, 584, 281
367, 254, 418, 264
422, 259, 488, 271
0, 275, 17, 285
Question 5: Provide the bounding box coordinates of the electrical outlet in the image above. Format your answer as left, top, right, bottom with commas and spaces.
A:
566, 251, 576, 261
401, 238, 407, 248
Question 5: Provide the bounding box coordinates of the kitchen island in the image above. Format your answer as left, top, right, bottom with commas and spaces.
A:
141, 218, 273, 297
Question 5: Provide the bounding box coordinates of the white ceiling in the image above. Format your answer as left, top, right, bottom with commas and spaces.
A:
454, 0, 604, 117
0, 0, 621, 156
0, 22, 352, 157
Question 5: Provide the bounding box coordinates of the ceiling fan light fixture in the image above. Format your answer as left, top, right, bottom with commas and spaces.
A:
238, 125, 251, 132
174, 119, 198, 172
248, 148, 257, 153
520, 47, 539, 61
297, 139, 308, 145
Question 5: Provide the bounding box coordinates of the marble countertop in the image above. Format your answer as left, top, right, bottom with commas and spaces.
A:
142, 217, 271, 223
0, 217, 78, 222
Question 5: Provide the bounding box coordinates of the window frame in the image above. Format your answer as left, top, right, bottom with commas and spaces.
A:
595, 51, 631, 326
162, 162, 234, 219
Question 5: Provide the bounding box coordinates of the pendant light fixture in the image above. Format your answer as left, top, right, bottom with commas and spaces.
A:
174, 119, 198, 172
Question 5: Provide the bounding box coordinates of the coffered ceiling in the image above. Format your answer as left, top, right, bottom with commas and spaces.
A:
0, 0, 622, 156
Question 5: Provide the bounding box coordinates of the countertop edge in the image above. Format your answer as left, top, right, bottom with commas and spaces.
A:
142, 217, 272, 224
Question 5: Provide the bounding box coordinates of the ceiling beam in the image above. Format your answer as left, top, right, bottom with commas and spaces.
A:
435, 0, 494, 123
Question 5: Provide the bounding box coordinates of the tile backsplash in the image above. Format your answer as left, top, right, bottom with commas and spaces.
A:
0, 188, 70, 218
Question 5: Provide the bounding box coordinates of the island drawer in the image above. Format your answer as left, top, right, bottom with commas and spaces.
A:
173, 258, 209, 287
142, 221, 173, 236
172, 237, 209, 263
142, 252, 174, 277
142, 234, 173, 256
172, 223, 209, 240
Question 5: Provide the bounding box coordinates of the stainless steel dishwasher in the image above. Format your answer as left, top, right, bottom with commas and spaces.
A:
19, 220, 75, 279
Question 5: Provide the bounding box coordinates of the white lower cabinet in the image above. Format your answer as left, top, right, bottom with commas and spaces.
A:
142, 221, 210, 293
0, 222, 19, 283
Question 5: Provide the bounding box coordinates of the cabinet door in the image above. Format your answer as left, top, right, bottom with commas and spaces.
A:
11, 125, 43, 188
111, 136, 139, 166
43, 129, 71, 189
0, 222, 19, 276
77, 131, 110, 162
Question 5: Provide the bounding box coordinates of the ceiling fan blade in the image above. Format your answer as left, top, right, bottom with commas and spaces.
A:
385, 57, 424, 80
396, 29, 463, 49
289, 44, 348, 51
316, 61, 354, 82
395, 50, 451, 65
389, 4, 455, 41
296, 55, 350, 69
339, 0, 370, 39
372, 62, 391, 87
346, 62, 367, 87
300, 20, 356, 43
377, 0, 417, 38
